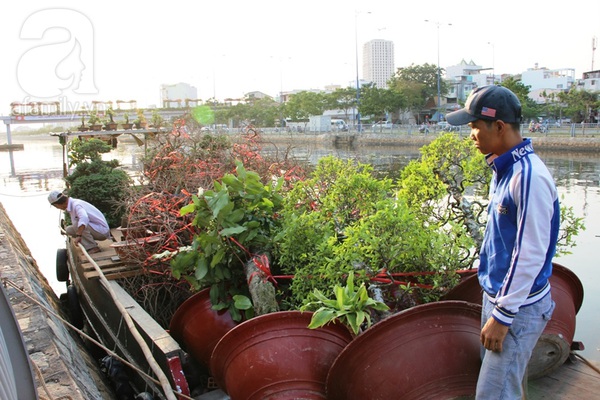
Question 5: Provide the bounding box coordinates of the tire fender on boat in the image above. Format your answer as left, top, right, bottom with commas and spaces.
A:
56, 248, 69, 282
66, 284, 84, 330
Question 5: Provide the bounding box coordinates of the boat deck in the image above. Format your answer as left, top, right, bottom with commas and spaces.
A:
78, 228, 145, 280
527, 355, 600, 399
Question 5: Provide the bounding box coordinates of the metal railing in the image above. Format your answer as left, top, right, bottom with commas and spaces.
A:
259, 123, 600, 137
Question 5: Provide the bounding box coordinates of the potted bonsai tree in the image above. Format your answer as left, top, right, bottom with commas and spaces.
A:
150, 110, 164, 129
133, 109, 147, 129
104, 107, 118, 130
78, 114, 89, 132
121, 112, 133, 130
88, 110, 103, 131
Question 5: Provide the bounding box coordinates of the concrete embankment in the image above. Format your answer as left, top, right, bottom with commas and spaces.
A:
0, 203, 114, 399
261, 132, 600, 152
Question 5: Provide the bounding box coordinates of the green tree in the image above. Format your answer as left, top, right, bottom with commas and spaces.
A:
65, 138, 131, 227
283, 91, 328, 122
358, 84, 406, 123
220, 96, 281, 127
325, 87, 357, 121
539, 90, 565, 121
557, 89, 600, 123
388, 63, 445, 122
500, 77, 540, 121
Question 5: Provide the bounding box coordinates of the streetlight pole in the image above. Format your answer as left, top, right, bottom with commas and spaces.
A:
488, 41, 495, 83
425, 20, 451, 122
355, 10, 370, 133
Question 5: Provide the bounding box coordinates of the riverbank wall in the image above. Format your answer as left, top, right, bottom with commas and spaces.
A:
258, 132, 600, 152
0, 203, 114, 399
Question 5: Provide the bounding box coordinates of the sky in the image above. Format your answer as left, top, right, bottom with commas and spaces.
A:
0, 0, 598, 123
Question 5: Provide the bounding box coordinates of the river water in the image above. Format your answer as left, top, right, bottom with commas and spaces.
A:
1, 135, 598, 364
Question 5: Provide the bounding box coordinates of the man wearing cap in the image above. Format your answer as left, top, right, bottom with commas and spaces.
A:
446, 85, 559, 399
48, 191, 110, 254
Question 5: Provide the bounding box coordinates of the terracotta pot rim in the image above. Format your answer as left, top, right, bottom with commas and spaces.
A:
169, 288, 212, 340
210, 310, 353, 394
325, 300, 482, 400
551, 262, 584, 313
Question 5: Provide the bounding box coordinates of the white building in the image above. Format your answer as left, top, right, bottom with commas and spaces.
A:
160, 82, 198, 108
445, 59, 494, 103
363, 39, 395, 89
578, 70, 600, 92
520, 64, 575, 92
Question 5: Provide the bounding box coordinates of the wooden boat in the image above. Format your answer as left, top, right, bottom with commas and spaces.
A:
57, 227, 197, 400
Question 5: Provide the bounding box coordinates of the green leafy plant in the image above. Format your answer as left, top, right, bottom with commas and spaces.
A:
106, 106, 115, 123
65, 138, 131, 227
88, 110, 101, 126
151, 110, 164, 128
274, 156, 465, 309
134, 109, 147, 128
171, 161, 284, 321
301, 273, 389, 335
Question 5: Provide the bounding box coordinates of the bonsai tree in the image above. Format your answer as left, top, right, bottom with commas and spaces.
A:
107, 106, 115, 123
273, 156, 470, 311
133, 109, 147, 129
88, 110, 102, 128
151, 110, 164, 128
274, 129, 586, 314
104, 106, 118, 130
64, 137, 131, 227
78, 114, 88, 131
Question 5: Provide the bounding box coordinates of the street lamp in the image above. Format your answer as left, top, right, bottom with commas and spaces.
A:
355, 10, 371, 132
425, 20, 451, 122
488, 41, 495, 83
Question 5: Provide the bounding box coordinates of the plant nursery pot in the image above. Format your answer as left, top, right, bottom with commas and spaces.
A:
529, 262, 584, 379
441, 270, 481, 304
326, 301, 482, 400
169, 288, 238, 370
440, 263, 584, 379
210, 311, 353, 400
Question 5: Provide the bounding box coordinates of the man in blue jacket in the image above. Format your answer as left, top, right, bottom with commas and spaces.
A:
446, 85, 559, 399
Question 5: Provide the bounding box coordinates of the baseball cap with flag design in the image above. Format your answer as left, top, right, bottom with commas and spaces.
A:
446, 85, 522, 126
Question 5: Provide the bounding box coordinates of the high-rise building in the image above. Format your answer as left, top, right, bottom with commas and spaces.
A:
363, 39, 395, 89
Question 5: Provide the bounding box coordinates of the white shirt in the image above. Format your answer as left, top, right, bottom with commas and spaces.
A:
66, 198, 110, 237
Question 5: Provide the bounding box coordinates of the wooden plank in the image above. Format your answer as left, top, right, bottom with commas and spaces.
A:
527, 356, 600, 399
110, 228, 123, 242
84, 265, 143, 280
81, 258, 126, 271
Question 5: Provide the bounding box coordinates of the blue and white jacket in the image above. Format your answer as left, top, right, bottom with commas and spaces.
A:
479, 139, 560, 326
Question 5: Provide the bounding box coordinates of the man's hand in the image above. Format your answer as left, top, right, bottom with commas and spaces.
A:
481, 317, 509, 352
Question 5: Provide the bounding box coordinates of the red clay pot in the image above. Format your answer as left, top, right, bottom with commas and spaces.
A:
169, 288, 238, 370
210, 311, 353, 400
529, 262, 584, 378
441, 262, 584, 379
326, 301, 482, 400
